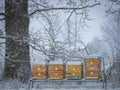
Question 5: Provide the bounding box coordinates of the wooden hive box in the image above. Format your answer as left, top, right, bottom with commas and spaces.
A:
85, 57, 101, 80
66, 60, 83, 79
32, 61, 47, 79
49, 60, 64, 79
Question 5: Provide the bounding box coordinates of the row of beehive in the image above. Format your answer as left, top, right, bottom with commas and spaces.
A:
32, 57, 101, 80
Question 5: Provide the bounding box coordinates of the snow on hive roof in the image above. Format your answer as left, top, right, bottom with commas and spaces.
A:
66, 60, 82, 65
84, 55, 101, 59
50, 60, 63, 64
32, 60, 46, 64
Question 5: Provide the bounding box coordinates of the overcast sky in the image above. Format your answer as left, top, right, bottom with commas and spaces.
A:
30, 0, 108, 44
81, 0, 107, 43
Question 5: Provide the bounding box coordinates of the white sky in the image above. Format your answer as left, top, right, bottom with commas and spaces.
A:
81, 0, 107, 43
30, 0, 108, 44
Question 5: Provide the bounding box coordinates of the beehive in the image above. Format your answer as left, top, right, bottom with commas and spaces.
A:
66, 60, 83, 79
85, 57, 101, 80
49, 61, 64, 79
32, 61, 47, 79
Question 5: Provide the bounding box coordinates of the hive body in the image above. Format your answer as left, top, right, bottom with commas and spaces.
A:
66, 61, 83, 79
85, 58, 101, 80
49, 61, 64, 79
32, 64, 47, 79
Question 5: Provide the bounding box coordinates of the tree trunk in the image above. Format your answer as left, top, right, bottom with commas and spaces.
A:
4, 0, 31, 83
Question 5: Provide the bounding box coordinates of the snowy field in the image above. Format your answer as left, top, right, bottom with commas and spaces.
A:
0, 80, 119, 90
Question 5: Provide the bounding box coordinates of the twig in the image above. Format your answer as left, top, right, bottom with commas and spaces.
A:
29, 3, 100, 16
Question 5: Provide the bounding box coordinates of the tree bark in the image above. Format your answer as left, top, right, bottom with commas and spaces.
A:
4, 0, 31, 83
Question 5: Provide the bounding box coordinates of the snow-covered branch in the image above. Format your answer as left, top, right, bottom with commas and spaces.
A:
0, 12, 5, 16
0, 12, 5, 21
29, 2, 100, 16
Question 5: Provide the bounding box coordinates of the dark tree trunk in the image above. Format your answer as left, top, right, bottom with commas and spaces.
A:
4, 0, 31, 83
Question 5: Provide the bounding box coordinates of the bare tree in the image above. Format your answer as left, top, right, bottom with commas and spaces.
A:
102, 13, 120, 87
106, 0, 120, 16
28, 0, 100, 61
29, 12, 90, 61
29, 13, 65, 61
0, 0, 100, 83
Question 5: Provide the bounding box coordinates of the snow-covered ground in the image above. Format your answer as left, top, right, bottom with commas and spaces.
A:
0, 80, 119, 90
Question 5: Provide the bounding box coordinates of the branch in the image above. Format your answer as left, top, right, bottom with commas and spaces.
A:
29, 2, 100, 16
6, 59, 30, 63
0, 36, 17, 40
67, 10, 75, 47
0, 13, 5, 16
29, 43, 42, 52
28, 42, 49, 56
0, 18, 5, 21
0, 42, 5, 44
0, 12, 5, 21
78, 39, 90, 55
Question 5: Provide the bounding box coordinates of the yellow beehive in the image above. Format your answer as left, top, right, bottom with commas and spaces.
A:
66, 60, 83, 79
49, 61, 64, 79
85, 57, 101, 80
32, 61, 47, 79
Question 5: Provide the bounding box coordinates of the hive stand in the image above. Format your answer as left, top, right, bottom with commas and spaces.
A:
28, 57, 107, 89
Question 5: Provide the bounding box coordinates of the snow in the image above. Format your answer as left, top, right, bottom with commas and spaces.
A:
50, 60, 63, 64
32, 60, 46, 64
84, 55, 101, 59
29, 88, 119, 90
66, 60, 82, 65
0, 80, 120, 90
